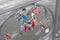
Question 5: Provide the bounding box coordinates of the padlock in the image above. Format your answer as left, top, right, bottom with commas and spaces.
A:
34, 19, 38, 26
20, 25, 25, 32
32, 19, 38, 29
42, 23, 48, 29
33, 7, 40, 14
32, 17, 38, 25
25, 26, 29, 32
45, 28, 49, 33
21, 12, 27, 21
6, 33, 11, 39
20, 19, 23, 25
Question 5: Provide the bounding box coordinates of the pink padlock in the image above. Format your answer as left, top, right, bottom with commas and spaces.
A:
6, 33, 11, 39
32, 18, 38, 28
25, 26, 29, 32
33, 7, 40, 14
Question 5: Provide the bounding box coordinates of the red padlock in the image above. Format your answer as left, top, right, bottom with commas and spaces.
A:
25, 26, 29, 32
32, 18, 38, 28
6, 33, 11, 39
33, 7, 40, 14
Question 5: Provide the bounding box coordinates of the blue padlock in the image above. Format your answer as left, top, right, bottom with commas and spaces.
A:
21, 12, 27, 21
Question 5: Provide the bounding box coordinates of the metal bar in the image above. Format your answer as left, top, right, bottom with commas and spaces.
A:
52, 0, 60, 40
